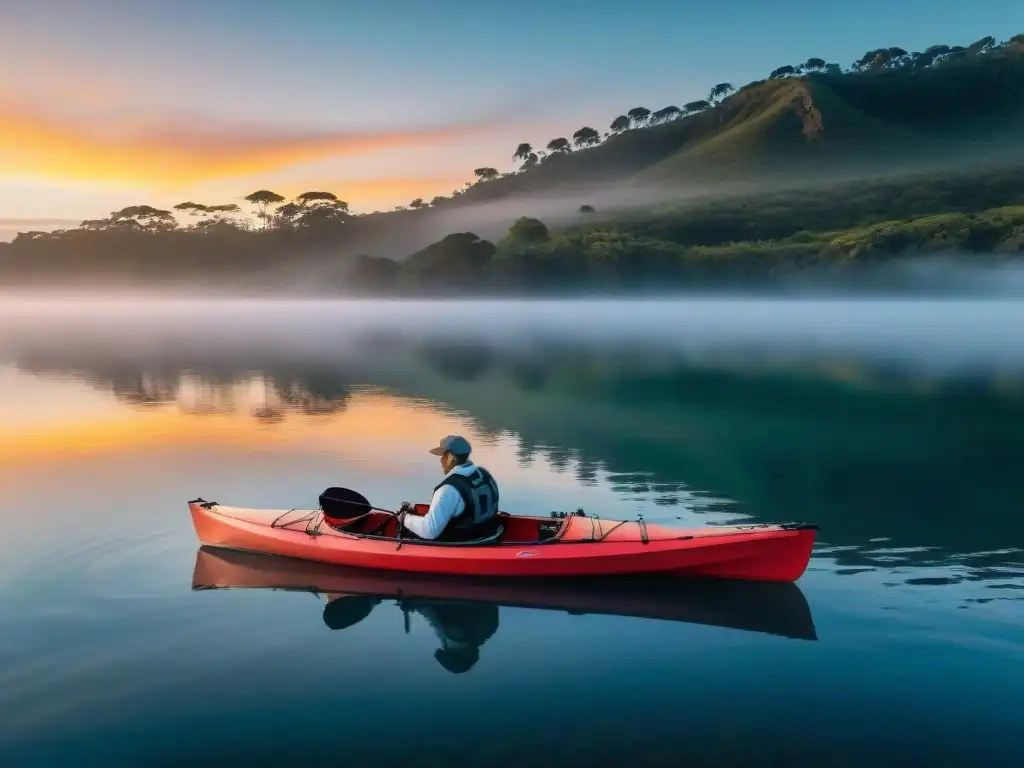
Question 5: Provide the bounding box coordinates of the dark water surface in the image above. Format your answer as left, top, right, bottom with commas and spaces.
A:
0, 298, 1021, 767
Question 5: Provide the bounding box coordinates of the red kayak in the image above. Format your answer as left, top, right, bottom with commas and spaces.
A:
188, 497, 817, 582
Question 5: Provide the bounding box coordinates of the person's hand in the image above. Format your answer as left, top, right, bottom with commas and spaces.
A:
398, 501, 413, 514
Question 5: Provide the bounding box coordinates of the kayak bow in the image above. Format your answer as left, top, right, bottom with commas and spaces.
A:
188, 498, 817, 583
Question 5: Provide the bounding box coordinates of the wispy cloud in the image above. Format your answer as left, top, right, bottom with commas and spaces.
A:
0, 90, 514, 188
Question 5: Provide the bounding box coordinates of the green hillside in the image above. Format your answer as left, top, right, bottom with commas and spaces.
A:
453, 42, 1024, 202
630, 79, 938, 184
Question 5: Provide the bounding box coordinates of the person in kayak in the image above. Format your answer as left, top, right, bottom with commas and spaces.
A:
400, 435, 500, 541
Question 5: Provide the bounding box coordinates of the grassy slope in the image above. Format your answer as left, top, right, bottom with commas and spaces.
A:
444, 81, 838, 202
625, 79, 915, 183
453, 47, 1024, 204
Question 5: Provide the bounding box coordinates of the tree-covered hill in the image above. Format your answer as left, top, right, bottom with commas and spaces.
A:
3, 32, 1024, 291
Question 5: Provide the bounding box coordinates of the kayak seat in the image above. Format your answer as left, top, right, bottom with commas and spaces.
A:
430, 524, 505, 546
329, 512, 505, 545
331, 512, 391, 535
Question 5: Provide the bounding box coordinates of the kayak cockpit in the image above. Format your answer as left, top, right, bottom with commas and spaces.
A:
329, 509, 569, 546
192, 499, 575, 547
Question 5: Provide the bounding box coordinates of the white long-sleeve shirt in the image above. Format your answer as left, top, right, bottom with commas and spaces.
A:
402, 462, 481, 540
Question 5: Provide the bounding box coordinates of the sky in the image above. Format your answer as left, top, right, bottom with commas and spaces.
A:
1, 0, 1022, 239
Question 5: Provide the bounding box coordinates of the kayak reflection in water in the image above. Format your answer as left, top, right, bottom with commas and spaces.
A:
398, 435, 501, 542
320, 595, 499, 674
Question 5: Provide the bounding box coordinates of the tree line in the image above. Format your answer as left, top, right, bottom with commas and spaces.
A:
495, 34, 1023, 182
4, 160, 1023, 290
7, 29, 1018, 245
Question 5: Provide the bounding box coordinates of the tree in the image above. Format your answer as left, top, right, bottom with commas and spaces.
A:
886, 47, 910, 67
400, 232, 497, 287
546, 137, 571, 154
12, 230, 50, 242
967, 36, 996, 54
409, 198, 426, 209
283, 191, 350, 229
294, 191, 331, 205
579, 205, 595, 214
707, 83, 734, 102
275, 202, 303, 226
109, 205, 178, 232
824, 63, 842, 75
501, 217, 550, 250
802, 58, 826, 72
915, 45, 950, 68
295, 191, 340, 207
626, 107, 651, 127
77, 219, 108, 231
203, 203, 242, 229
513, 143, 533, 163
684, 100, 711, 113
1010, 34, 1024, 45
852, 49, 882, 70
651, 106, 681, 123
473, 167, 500, 182
244, 190, 285, 229
853, 47, 909, 71
173, 201, 209, 217
610, 115, 630, 133
519, 152, 539, 171
430, 196, 448, 207
172, 202, 241, 230
572, 126, 601, 147
769, 65, 796, 78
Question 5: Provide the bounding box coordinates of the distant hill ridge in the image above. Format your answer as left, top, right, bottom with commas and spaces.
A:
448, 38, 1024, 204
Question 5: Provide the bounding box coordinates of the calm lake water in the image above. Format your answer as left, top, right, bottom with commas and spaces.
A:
0, 297, 1021, 766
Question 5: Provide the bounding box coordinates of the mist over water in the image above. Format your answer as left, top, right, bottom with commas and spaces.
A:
2, 294, 1023, 377
339, 145, 1024, 259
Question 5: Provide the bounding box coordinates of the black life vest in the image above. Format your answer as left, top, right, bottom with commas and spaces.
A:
433, 464, 499, 539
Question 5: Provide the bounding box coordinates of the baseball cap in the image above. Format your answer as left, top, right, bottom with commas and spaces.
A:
428, 435, 472, 456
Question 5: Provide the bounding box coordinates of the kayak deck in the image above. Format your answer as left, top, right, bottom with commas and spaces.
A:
188, 499, 817, 582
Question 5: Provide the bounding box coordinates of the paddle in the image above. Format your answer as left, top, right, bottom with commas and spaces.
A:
319, 486, 418, 550
319, 486, 404, 518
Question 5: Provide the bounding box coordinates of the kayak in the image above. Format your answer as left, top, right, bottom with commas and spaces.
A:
191, 545, 818, 640
188, 497, 817, 582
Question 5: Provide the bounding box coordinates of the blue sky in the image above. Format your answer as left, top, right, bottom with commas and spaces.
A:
1, 0, 1021, 235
